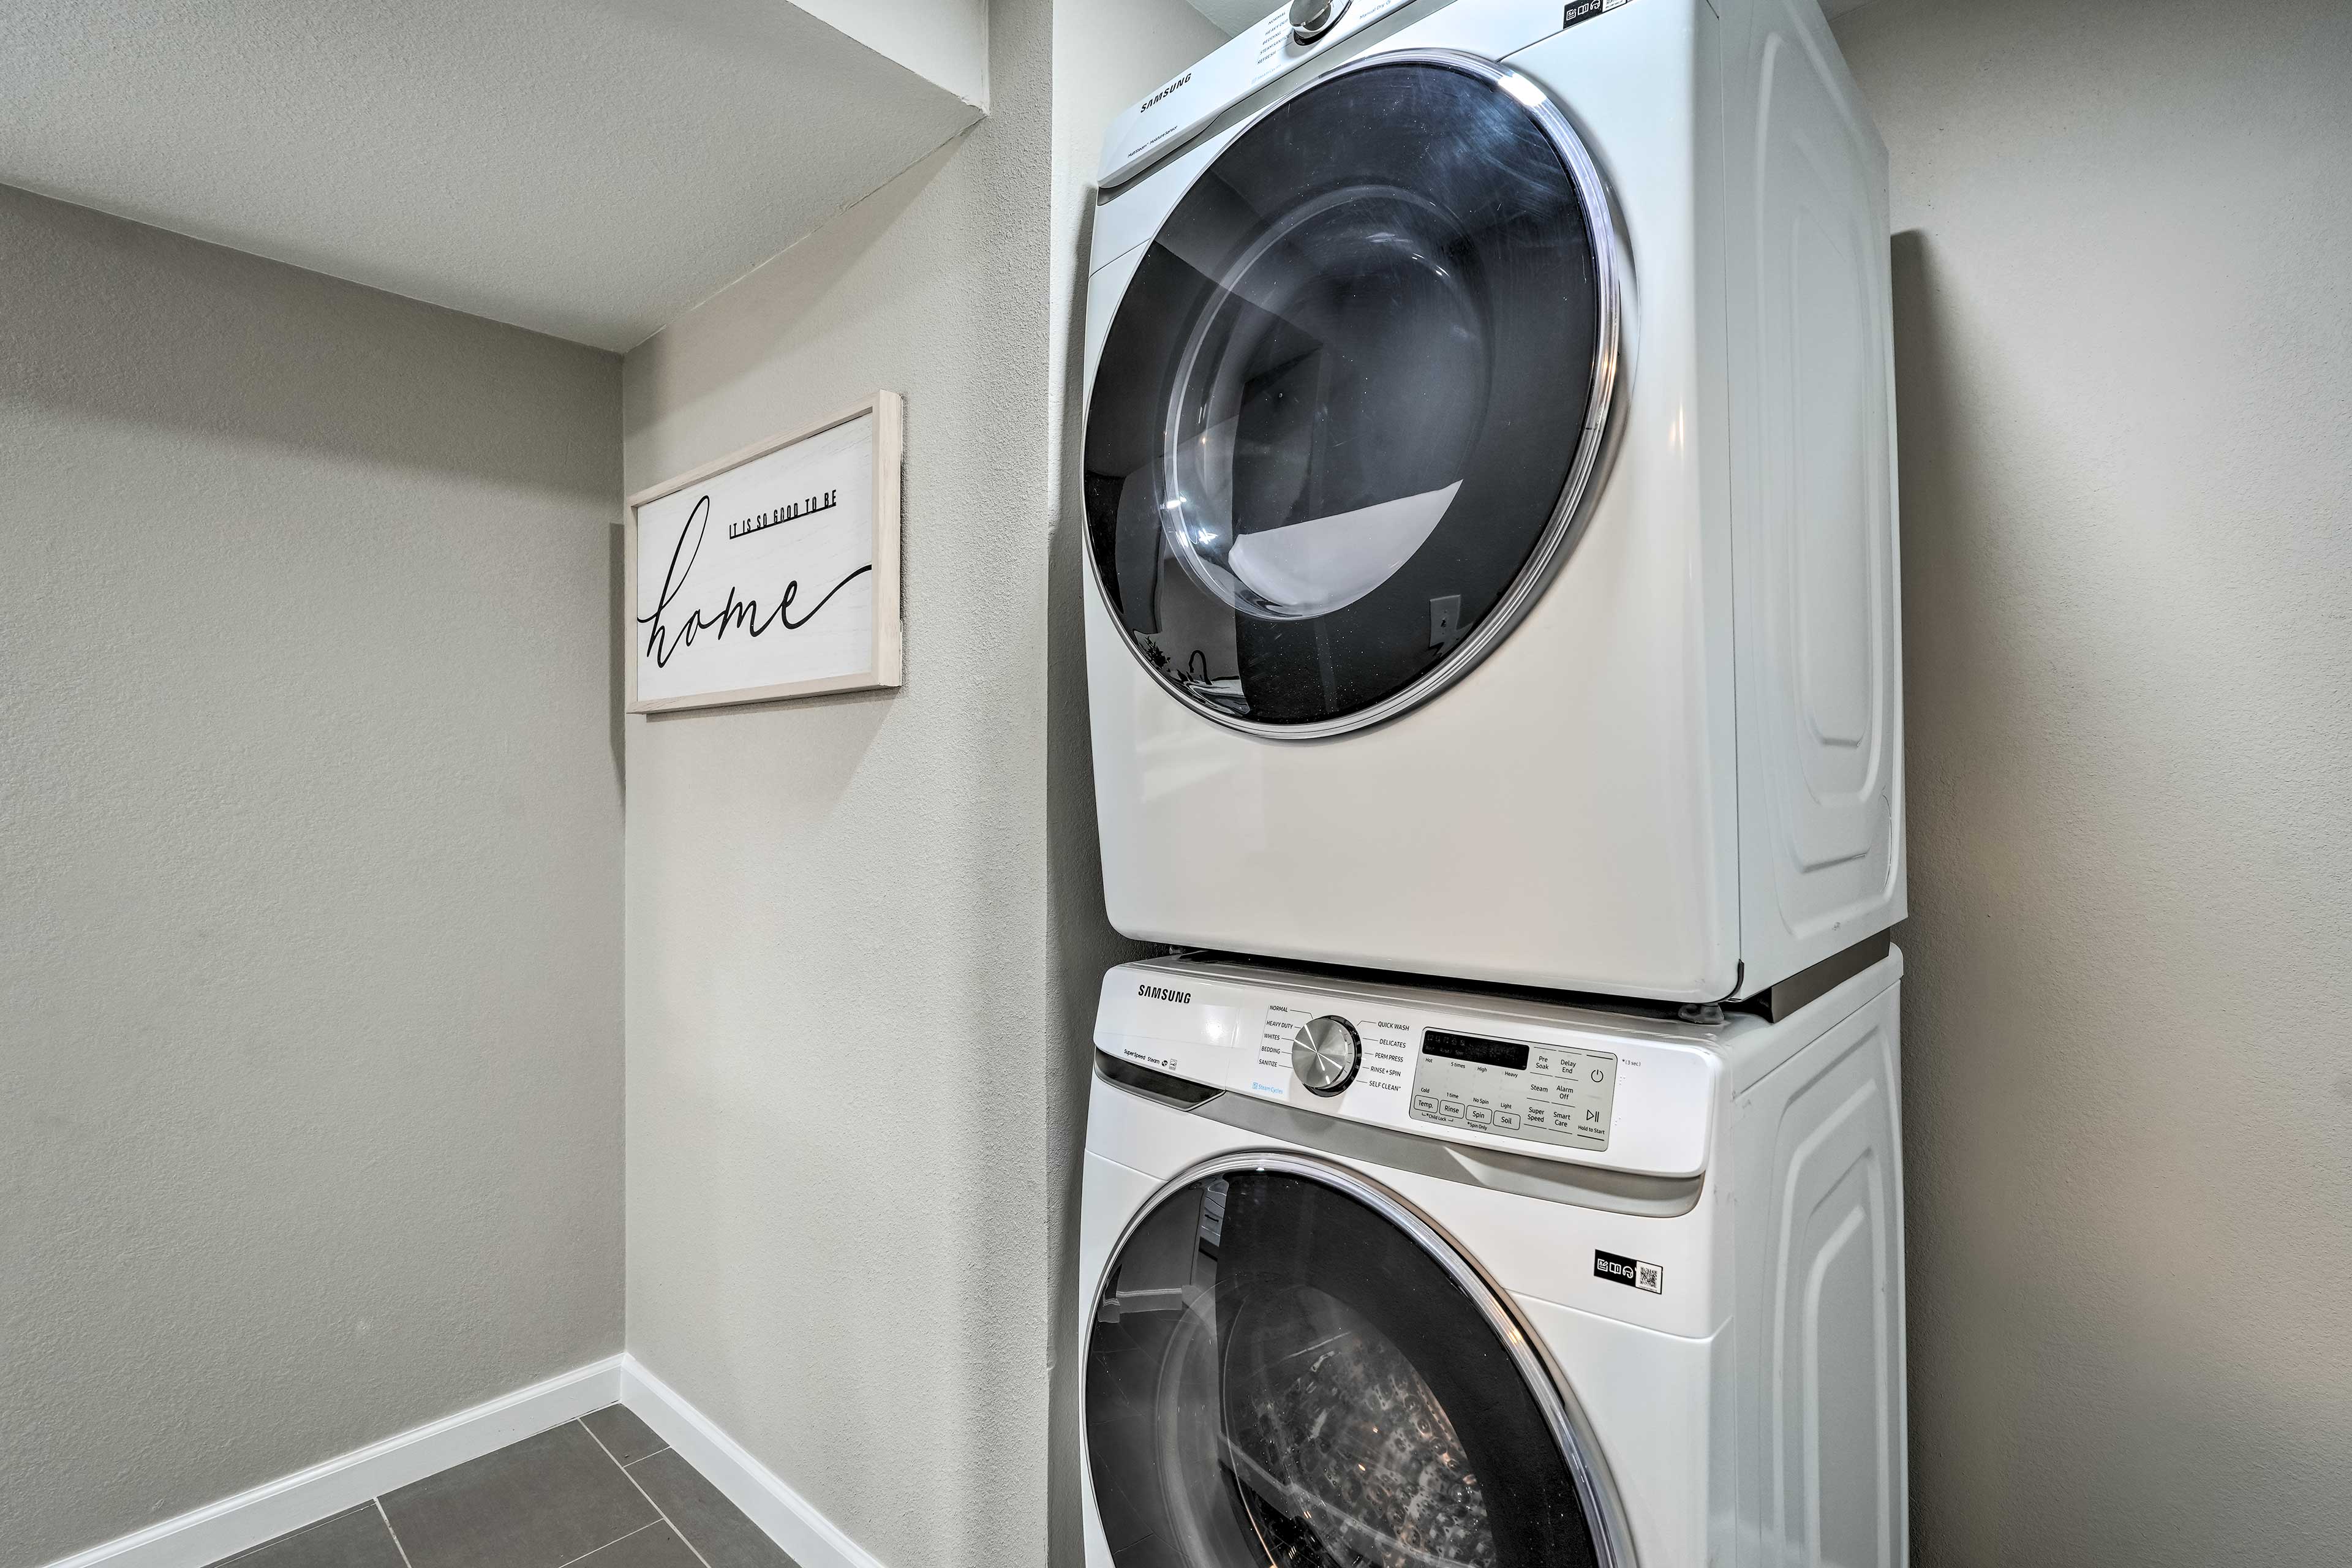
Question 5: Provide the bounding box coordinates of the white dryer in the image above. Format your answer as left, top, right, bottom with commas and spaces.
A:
1079, 952, 1908, 1568
1080, 0, 1903, 1004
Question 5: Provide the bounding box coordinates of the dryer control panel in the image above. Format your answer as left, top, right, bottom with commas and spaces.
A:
1096, 959, 1725, 1178
1099, 0, 1420, 186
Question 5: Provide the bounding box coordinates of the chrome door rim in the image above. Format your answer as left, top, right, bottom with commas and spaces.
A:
1079, 1148, 1642, 1568
1085, 46, 1635, 742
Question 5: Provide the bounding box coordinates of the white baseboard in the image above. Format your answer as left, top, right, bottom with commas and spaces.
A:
618, 1354, 886, 1568
36, 1355, 625, 1568
31, 1352, 883, 1568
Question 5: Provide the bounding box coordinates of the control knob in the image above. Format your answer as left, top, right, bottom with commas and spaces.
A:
1291, 1015, 1361, 1096
1290, 0, 1352, 44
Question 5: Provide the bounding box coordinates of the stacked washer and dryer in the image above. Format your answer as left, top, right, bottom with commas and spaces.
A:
1074, 2, 1906, 1566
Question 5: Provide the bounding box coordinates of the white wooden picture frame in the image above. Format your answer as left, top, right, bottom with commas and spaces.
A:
624, 393, 903, 713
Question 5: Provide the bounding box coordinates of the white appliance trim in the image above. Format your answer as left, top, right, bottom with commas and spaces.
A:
32, 1356, 625, 1568
617, 1354, 888, 1568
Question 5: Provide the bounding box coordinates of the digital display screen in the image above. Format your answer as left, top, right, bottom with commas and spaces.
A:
1420, 1030, 1530, 1071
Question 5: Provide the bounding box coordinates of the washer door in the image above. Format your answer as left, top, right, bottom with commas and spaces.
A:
1083, 50, 1626, 737
1083, 1156, 1630, 1568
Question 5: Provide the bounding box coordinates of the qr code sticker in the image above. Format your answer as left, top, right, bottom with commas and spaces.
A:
1634, 1261, 1664, 1294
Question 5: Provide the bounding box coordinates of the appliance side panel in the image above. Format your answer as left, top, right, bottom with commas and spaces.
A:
1727, 0, 1905, 995
1709, 1302, 1743, 1568
1685, 0, 1746, 1006
1708, 1000, 1749, 1568
1732, 973, 1907, 1568
1866, 7, 1908, 947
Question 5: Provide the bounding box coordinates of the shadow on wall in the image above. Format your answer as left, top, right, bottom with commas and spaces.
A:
619, 135, 968, 440
1886, 224, 2352, 1567
611, 521, 628, 790
1887, 223, 1982, 1567
1045, 188, 1155, 1568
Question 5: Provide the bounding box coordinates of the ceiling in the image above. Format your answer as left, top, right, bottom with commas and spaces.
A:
0, 1, 987, 350
1184, 0, 1279, 30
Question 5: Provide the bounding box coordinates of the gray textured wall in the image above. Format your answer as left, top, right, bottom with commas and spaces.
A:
1829, 0, 2352, 1561
617, 0, 1218, 1562
617, 4, 1060, 1564
0, 188, 624, 1567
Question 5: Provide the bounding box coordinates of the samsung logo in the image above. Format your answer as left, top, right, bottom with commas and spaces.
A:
1142, 72, 1191, 112
1137, 984, 1192, 1005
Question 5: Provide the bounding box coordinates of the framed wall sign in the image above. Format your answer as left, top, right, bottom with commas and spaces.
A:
624, 393, 903, 713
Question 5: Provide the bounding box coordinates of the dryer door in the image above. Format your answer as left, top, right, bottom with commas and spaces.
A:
1082, 1155, 1632, 1568
1082, 50, 1626, 737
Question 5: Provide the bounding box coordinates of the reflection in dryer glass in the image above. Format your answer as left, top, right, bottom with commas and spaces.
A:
1082, 59, 1605, 731
1084, 1170, 1598, 1568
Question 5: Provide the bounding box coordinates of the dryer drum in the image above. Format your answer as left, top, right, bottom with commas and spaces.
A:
1082, 1155, 1630, 1568
1082, 51, 1627, 737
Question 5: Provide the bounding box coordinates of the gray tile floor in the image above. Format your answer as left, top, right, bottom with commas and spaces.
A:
209, 1406, 798, 1568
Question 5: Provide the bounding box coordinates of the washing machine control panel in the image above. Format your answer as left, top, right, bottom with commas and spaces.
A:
1409, 1030, 1617, 1150
1097, 961, 1721, 1178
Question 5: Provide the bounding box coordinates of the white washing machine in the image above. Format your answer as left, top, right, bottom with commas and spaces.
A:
1080, 0, 1904, 1005
1078, 952, 1907, 1568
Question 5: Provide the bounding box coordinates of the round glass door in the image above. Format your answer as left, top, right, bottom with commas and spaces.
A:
1083, 50, 1626, 736
1083, 1156, 1626, 1568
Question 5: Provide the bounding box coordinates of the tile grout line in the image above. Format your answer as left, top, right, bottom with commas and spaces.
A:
623, 1448, 672, 1468
555, 1519, 660, 1568
578, 1417, 718, 1568
374, 1498, 418, 1568
217, 1507, 359, 1568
